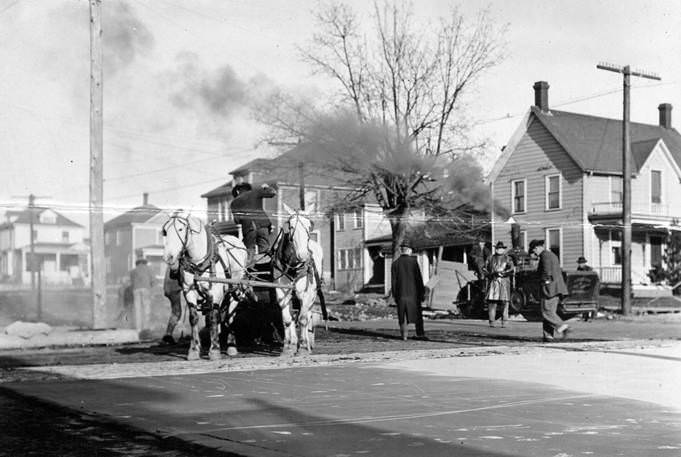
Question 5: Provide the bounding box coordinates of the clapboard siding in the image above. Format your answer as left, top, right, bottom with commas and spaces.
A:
493, 117, 584, 267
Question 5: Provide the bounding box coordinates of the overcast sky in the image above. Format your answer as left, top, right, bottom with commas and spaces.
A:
1, 0, 680, 227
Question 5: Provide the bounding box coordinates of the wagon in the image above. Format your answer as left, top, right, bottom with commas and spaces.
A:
456, 258, 600, 321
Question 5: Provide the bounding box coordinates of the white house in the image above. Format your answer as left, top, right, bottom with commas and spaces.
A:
0, 207, 90, 286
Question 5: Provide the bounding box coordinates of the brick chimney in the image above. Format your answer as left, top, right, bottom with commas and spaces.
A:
658, 103, 672, 129
533, 81, 550, 112
143, 192, 149, 206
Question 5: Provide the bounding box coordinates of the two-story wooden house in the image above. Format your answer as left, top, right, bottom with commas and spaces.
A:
0, 207, 90, 286
104, 193, 170, 284
489, 81, 681, 292
201, 144, 391, 292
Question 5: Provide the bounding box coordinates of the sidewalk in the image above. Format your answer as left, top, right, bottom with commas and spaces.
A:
0, 325, 139, 350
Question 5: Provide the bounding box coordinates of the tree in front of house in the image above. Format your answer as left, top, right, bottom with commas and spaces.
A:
257, 1, 508, 257
652, 231, 681, 290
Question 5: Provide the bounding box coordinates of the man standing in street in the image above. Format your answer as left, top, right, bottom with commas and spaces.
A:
162, 267, 183, 345
529, 239, 569, 341
130, 258, 155, 336
391, 241, 427, 341
230, 182, 277, 264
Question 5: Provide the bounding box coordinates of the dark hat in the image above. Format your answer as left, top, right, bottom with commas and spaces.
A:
577, 256, 588, 264
135, 258, 148, 265
231, 182, 253, 198
494, 241, 506, 249
528, 239, 545, 251
399, 239, 411, 248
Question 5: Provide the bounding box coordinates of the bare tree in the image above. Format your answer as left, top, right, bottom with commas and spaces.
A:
257, 1, 507, 256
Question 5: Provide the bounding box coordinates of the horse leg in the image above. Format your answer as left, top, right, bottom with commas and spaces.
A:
225, 294, 239, 357
297, 285, 316, 353
187, 297, 201, 361
276, 287, 297, 355
206, 295, 222, 361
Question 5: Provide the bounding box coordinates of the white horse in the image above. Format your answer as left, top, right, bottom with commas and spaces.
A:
273, 204, 324, 354
162, 212, 248, 361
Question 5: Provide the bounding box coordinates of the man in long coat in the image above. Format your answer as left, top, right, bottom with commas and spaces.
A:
529, 239, 569, 341
162, 267, 184, 345
391, 241, 426, 341
230, 182, 277, 263
485, 241, 514, 327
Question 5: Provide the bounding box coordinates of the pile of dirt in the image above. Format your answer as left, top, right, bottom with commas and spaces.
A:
325, 294, 396, 321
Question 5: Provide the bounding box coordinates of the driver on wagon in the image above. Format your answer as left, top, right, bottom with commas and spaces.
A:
230, 181, 277, 264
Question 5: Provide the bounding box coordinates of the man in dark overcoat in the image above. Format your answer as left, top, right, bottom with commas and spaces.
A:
468, 237, 491, 279
529, 239, 569, 341
162, 267, 184, 345
230, 182, 277, 262
391, 241, 426, 341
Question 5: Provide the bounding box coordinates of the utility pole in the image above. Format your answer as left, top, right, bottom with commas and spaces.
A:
90, 0, 106, 328
597, 62, 660, 316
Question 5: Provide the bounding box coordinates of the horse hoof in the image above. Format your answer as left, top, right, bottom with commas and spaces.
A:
208, 349, 222, 361
187, 349, 201, 361
226, 346, 238, 357
281, 345, 295, 357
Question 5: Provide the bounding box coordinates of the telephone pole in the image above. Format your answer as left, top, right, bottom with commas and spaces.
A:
596, 62, 660, 315
90, 0, 106, 328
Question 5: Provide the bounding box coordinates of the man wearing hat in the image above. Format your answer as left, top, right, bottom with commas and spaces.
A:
529, 239, 569, 341
129, 258, 155, 334
468, 236, 491, 280
484, 241, 514, 327
576, 256, 592, 271
230, 182, 277, 263
391, 240, 427, 340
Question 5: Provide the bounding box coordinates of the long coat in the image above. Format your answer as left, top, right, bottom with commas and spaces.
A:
391, 254, 425, 323
537, 249, 568, 298
230, 186, 277, 230
485, 253, 514, 301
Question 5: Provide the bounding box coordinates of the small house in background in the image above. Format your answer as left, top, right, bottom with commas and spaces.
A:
0, 206, 90, 286
104, 193, 169, 284
489, 80, 681, 296
201, 144, 392, 292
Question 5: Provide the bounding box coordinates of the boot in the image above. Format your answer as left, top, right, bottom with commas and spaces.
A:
400, 323, 408, 341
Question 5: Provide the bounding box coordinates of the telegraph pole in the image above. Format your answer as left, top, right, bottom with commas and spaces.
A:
90, 0, 106, 328
597, 62, 661, 315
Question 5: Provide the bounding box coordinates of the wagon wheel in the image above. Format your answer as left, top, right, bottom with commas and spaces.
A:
510, 289, 525, 315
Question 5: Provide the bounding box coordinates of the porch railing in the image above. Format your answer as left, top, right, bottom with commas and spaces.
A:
596, 266, 621, 284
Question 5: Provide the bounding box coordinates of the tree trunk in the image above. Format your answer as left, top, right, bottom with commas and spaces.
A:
389, 207, 409, 259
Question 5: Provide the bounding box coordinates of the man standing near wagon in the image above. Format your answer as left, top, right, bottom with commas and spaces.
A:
230, 182, 277, 264
391, 241, 427, 341
529, 239, 569, 341
130, 258, 155, 336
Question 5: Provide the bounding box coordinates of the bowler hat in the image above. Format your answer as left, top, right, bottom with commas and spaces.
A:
135, 258, 147, 265
494, 241, 506, 249
399, 239, 411, 248
577, 256, 588, 264
528, 239, 545, 251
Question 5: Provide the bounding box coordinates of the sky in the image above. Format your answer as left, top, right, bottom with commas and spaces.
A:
1, 0, 681, 228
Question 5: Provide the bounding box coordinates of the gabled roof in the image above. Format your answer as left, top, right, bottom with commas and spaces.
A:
532, 107, 681, 174
0, 207, 82, 229
203, 144, 360, 199
104, 205, 162, 229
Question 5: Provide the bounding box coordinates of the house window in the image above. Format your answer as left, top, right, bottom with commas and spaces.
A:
610, 177, 622, 203
546, 175, 561, 210
518, 230, 527, 251
32, 230, 38, 242
336, 213, 345, 231
546, 228, 561, 260
353, 209, 363, 229
62, 231, 69, 243
651, 170, 662, 204
511, 179, 526, 213
304, 190, 319, 213
337, 248, 362, 270
612, 246, 622, 265
105, 231, 112, 245
650, 235, 664, 267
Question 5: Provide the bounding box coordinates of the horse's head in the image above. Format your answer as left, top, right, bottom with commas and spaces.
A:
283, 203, 313, 262
162, 212, 205, 269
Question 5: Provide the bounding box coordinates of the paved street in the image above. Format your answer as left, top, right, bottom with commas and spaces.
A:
2, 315, 680, 457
